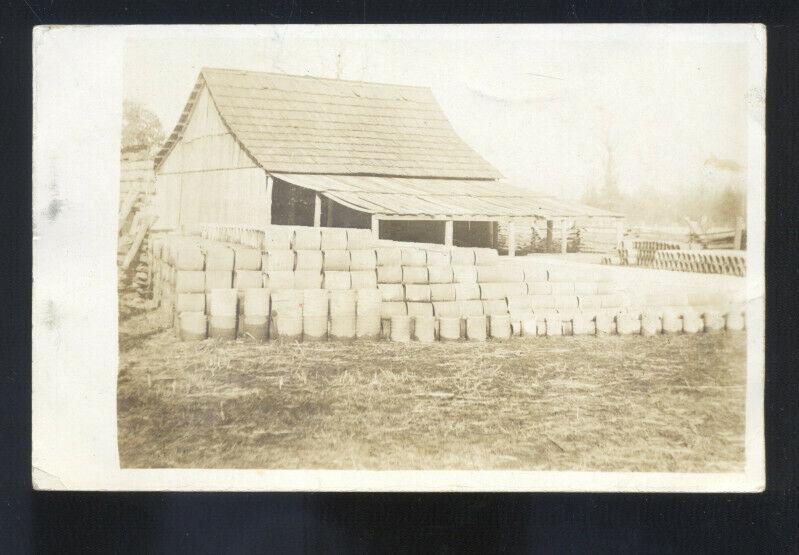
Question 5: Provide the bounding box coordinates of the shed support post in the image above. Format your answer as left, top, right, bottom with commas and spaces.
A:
371, 215, 380, 239
265, 175, 274, 226
507, 220, 516, 257
313, 194, 322, 227
444, 220, 454, 247
615, 219, 624, 250
545, 220, 554, 253
561, 219, 568, 254
734, 216, 744, 250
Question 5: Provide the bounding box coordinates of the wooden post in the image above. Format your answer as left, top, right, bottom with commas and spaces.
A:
265, 175, 274, 226
313, 193, 322, 227
507, 220, 516, 257
545, 220, 554, 253
371, 215, 380, 240
734, 216, 744, 250
561, 219, 568, 254
444, 220, 454, 247
615, 219, 624, 250
491, 221, 499, 250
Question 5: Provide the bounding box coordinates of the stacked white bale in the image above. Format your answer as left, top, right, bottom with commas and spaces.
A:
322, 250, 351, 271
432, 301, 460, 318
380, 301, 407, 339
270, 289, 303, 341
321, 227, 348, 250
454, 282, 480, 301
176, 243, 205, 271
347, 228, 374, 250
661, 309, 683, 334
376, 266, 402, 283
302, 289, 329, 341
263, 271, 295, 291
490, 314, 512, 339
474, 248, 499, 266
527, 282, 552, 295
438, 317, 461, 341
242, 288, 270, 341
292, 228, 322, 250
233, 270, 263, 290
425, 250, 450, 267
294, 250, 324, 271
702, 310, 725, 332
204, 246, 234, 274
263, 227, 294, 251
176, 292, 206, 314
405, 284, 431, 302
548, 267, 582, 282
178, 312, 207, 341
378, 283, 405, 302
725, 305, 745, 331
429, 284, 456, 302
458, 300, 484, 318
350, 250, 377, 271
407, 302, 434, 318
401, 248, 427, 267
329, 290, 357, 340
466, 316, 487, 341
323, 271, 351, 290
176, 270, 205, 294
595, 311, 615, 335
521, 316, 538, 337
452, 265, 478, 283
479, 283, 508, 300
234, 248, 262, 271
574, 282, 599, 296
572, 311, 596, 335
355, 289, 381, 339
476, 265, 506, 284
263, 250, 295, 272
413, 316, 436, 342
553, 295, 579, 310
450, 248, 476, 266
507, 295, 533, 313
427, 265, 454, 284
294, 271, 323, 289
617, 312, 641, 335
641, 309, 662, 336
550, 282, 575, 295
402, 266, 429, 284
577, 295, 603, 311
375, 247, 402, 267
209, 288, 238, 340
350, 270, 378, 290
523, 267, 549, 284
545, 311, 563, 336
530, 295, 556, 310
390, 315, 412, 342
682, 309, 703, 334
596, 282, 621, 295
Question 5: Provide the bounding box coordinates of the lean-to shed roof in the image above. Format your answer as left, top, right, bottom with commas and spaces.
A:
155, 68, 502, 179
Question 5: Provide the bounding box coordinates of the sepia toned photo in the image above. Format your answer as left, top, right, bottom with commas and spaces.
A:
33, 25, 765, 491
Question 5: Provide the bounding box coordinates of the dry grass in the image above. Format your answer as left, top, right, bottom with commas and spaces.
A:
118, 297, 746, 471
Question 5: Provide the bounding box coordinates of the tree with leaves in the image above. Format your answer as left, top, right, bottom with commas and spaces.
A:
121, 100, 165, 156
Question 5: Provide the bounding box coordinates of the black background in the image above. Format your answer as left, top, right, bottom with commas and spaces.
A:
2, 1, 798, 552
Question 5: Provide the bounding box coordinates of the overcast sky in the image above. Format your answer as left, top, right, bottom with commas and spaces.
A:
124, 26, 752, 199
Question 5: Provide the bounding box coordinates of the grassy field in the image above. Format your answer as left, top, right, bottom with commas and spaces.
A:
118, 299, 747, 472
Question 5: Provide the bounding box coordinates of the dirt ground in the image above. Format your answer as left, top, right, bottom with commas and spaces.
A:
117, 295, 747, 471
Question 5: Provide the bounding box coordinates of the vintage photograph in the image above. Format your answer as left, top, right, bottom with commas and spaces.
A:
114, 28, 757, 474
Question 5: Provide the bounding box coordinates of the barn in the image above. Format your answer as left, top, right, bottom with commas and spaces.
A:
152, 68, 621, 255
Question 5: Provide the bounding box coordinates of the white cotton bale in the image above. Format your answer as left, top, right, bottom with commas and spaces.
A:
376, 265, 402, 283
429, 284, 456, 302
203, 270, 232, 292
209, 289, 238, 317
204, 246, 234, 271
401, 248, 427, 267
302, 292, 329, 341
176, 293, 206, 314
661, 309, 683, 334
389, 315, 412, 342
356, 313, 381, 339
454, 282, 480, 301
458, 300, 485, 318
595, 282, 620, 295
683, 310, 703, 334
380, 301, 407, 320
356, 288, 382, 307
547, 267, 582, 282
482, 299, 508, 316
293, 271, 323, 289
323, 250, 351, 271
263, 270, 295, 291
465, 316, 487, 341
320, 227, 348, 250
413, 316, 436, 342
323, 271, 351, 290
526, 282, 552, 295
600, 294, 625, 309
432, 301, 460, 318
725, 309, 745, 331
641, 312, 662, 336
262, 250, 295, 272
292, 228, 322, 250
595, 312, 614, 335
375, 247, 402, 267
175, 245, 205, 271
243, 288, 270, 317
401, 266, 429, 284
179, 312, 207, 341
427, 265, 454, 284
175, 270, 205, 293
242, 315, 269, 342
452, 265, 478, 283
450, 248, 476, 266
476, 265, 506, 283
572, 313, 596, 335
478, 283, 505, 300
271, 315, 303, 341
574, 282, 599, 296
507, 295, 533, 312
425, 250, 451, 267
438, 317, 462, 341
233, 270, 263, 290
577, 295, 603, 310
505, 283, 528, 298
294, 250, 324, 271
405, 284, 432, 302
702, 310, 725, 332
378, 283, 405, 302
350, 270, 377, 290
346, 228, 374, 250
329, 289, 357, 314
545, 314, 563, 336
349, 250, 377, 271
407, 302, 434, 318
553, 295, 579, 309
489, 314, 511, 340
550, 282, 575, 295
263, 227, 294, 251
234, 248, 262, 271
523, 267, 549, 282
521, 316, 538, 337
474, 248, 499, 266
617, 313, 641, 335
530, 295, 556, 309
270, 290, 303, 318
504, 266, 526, 283
209, 314, 237, 340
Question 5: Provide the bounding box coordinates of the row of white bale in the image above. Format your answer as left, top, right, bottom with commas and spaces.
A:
175, 286, 747, 342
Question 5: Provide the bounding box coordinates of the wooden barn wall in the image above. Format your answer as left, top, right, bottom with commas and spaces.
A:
154, 85, 267, 229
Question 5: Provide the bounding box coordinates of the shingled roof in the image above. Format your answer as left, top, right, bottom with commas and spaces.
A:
155, 68, 502, 179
